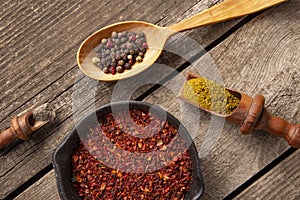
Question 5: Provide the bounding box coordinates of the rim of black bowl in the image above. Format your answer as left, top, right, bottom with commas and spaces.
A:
52, 101, 204, 200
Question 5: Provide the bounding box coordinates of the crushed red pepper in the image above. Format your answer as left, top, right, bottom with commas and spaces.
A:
71, 109, 193, 200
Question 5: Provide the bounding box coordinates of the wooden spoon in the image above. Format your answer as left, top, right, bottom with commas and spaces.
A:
178, 73, 300, 148
77, 0, 286, 81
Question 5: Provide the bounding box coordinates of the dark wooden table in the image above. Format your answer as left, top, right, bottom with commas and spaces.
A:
1, 0, 299, 199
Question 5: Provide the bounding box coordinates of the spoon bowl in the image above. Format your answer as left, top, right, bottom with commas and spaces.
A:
77, 0, 286, 81
77, 21, 169, 81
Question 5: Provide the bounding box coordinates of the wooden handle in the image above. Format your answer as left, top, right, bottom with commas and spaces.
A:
0, 103, 53, 149
235, 94, 300, 148
255, 110, 300, 148
0, 127, 18, 149
167, 0, 287, 32
239, 94, 265, 134
0, 113, 32, 149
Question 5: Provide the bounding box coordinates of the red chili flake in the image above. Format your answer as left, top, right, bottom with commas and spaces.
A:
100, 182, 106, 191
71, 109, 193, 199
72, 154, 79, 162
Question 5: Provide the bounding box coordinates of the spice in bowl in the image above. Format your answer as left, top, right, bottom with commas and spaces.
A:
182, 77, 240, 115
92, 31, 148, 75
71, 109, 193, 199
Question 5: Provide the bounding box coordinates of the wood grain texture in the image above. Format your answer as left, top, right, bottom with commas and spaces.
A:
235, 149, 300, 199
0, 0, 241, 198
140, 0, 299, 199
14, 170, 60, 200
0, 0, 236, 125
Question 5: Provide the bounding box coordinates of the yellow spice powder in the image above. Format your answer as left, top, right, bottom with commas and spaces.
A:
183, 77, 240, 115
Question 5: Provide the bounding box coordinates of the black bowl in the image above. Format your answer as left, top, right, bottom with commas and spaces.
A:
53, 101, 204, 199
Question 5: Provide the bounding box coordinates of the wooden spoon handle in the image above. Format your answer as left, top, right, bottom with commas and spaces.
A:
255, 109, 300, 148
167, 0, 287, 32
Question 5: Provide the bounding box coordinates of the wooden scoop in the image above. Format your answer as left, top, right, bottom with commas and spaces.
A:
77, 0, 286, 81
0, 103, 55, 149
179, 74, 300, 148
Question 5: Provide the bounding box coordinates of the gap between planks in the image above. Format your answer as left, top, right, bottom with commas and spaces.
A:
4, 11, 275, 200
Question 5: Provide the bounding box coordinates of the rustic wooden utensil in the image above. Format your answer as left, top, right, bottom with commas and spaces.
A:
178, 74, 300, 148
0, 103, 55, 149
77, 0, 286, 81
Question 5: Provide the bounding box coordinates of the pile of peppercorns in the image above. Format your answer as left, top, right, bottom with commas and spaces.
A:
92, 31, 148, 75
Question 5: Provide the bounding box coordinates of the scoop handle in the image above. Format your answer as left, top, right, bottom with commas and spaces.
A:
0, 113, 32, 149
256, 109, 300, 148
0, 127, 18, 149
238, 94, 300, 148
167, 0, 287, 32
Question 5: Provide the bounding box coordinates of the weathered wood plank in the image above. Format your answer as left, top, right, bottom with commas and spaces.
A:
0, 0, 233, 124
0, 0, 241, 198
235, 149, 300, 199
14, 170, 60, 200
142, 0, 300, 199
0, 0, 82, 74
10, 0, 300, 199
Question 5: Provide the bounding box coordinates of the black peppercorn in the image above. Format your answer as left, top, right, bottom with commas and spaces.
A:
124, 49, 129, 54
129, 50, 135, 55
115, 39, 120, 45
121, 37, 127, 43
141, 48, 147, 53
120, 52, 126, 58
122, 31, 128, 37
110, 53, 116, 59
115, 54, 121, 61
106, 60, 111, 66
124, 63, 131, 70
139, 32, 145, 38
